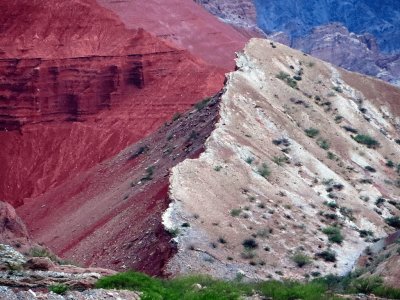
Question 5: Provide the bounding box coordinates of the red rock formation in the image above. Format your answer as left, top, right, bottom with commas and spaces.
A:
0, 201, 33, 251
95, 0, 250, 69
0, 0, 224, 206
17, 96, 221, 275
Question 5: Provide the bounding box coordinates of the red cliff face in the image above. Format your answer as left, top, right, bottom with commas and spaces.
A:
17, 96, 221, 275
0, 0, 224, 206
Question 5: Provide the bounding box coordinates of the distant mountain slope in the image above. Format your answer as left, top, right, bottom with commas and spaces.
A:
196, 0, 400, 86
254, 0, 400, 54
166, 38, 400, 284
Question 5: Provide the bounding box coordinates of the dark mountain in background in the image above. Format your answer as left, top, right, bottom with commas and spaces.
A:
253, 0, 400, 54
196, 0, 400, 86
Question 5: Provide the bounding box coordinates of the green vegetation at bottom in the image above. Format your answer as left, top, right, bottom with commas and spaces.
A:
95, 272, 400, 300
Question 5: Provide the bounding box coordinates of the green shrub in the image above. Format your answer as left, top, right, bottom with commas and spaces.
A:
272, 156, 289, 166
230, 208, 242, 217
385, 216, 400, 228
317, 139, 330, 150
141, 166, 155, 181
305, 128, 320, 138
257, 163, 271, 178
29, 247, 58, 262
194, 98, 211, 111
49, 284, 68, 295
242, 238, 258, 250
327, 152, 336, 160
292, 252, 311, 268
349, 276, 383, 294
332, 86, 343, 93
276, 72, 298, 89
353, 134, 380, 148
317, 250, 337, 262
276, 71, 290, 80
214, 165, 222, 172
386, 160, 395, 168
322, 226, 344, 244
245, 157, 254, 164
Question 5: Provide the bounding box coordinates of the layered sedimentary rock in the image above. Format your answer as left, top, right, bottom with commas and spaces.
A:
166, 39, 400, 282
95, 0, 250, 69
0, 0, 223, 206
194, 0, 257, 29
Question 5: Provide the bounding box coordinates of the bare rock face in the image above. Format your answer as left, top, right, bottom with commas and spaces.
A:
0, 202, 32, 251
292, 24, 400, 86
193, 0, 257, 29
166, 39, 400, 281
0, 287, 141, 300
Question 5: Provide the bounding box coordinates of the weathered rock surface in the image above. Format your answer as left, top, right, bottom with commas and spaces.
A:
292, 24, 400, 86
0, 202, 33, 252
166, 38, 400, 281
0, 287, 141, 300
193, 0, 257, 30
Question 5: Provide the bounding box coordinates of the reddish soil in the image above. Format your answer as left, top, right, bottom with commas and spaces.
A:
17, 96, 221, 275
95, 0, 250, 69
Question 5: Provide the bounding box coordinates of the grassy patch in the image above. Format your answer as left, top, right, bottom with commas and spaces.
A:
95, 271, 400, 300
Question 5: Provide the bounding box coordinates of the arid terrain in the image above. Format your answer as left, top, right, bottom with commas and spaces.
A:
0, 0, 400, 298
165, 38, 400, 284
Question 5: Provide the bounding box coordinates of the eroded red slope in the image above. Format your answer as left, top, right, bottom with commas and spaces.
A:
0, 0, 224, 206
17, 97, 221, 275
95, 0, 250, 69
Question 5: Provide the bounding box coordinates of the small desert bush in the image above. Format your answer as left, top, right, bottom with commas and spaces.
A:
353, 134, 380, 148
385, 216, 400, 228
257, 163, 271, 178
49, 284, 68, 295
305, 128, 320, 138
292, 252, 311, 268
322, 226, 344, 244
